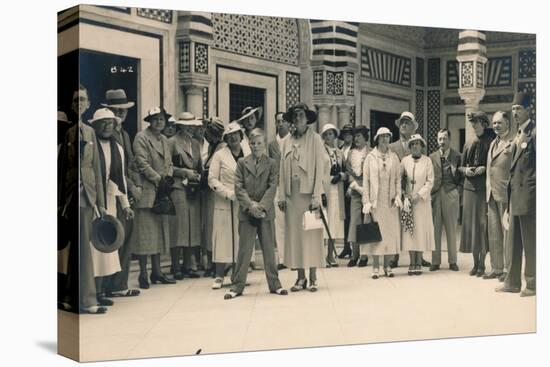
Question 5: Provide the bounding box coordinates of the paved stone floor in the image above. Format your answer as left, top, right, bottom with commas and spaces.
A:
60, 252, 535, 362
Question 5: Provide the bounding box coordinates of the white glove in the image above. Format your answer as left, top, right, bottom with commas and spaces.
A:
394, 196, 403, 209
502, 210, 510, 231
403, 197, 411, 212
363, 202, 372, 214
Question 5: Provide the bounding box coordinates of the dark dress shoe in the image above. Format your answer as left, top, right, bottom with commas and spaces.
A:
277, 264, 287, 270
172, 271, 184, 280
357, 258, 368, 267
203, 268, 213, 278
421, 258, 431, 267
429, 265, 440, 272
449, 264, 459, 271
469, 267, 478, 276
98, 297, 114, 306
483, 272, 501, 280
337, 247, 352, 259
476, 269, 485, 277
150, 273, 176, 284
138, 274, 150, 289
498, 273, 507, 282
495, 286, 520, 293
347, 259, 358, 267
520, 288, 536, 297
184, 270, 201, 278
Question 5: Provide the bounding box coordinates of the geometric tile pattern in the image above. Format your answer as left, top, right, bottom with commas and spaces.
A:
334, 72, 344, 95
476, 61, 484, 88
416, 57, 424, 87
427, 90, 440, 154
347, 72, 355, 96
179, 41, 190, 73
518, 81, 536, 121
326, 71, 335, 96
212, 14, 300, 65
361, 46, 411, 87
195, 43, 208, 74
427, 58, 440, 87
461, 61, 474, 88
484, 56, 512, 87
518, 49, 536, 79
202, 87, 209, 119
314, 70, 324, 95
415, 89, 424, 137
137, 8, 173, 23
286, 72, 301, 110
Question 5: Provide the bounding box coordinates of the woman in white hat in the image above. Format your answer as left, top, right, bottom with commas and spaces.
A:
320, 123, 346, 267
208, 122, 246, 289
361, 127, 402, 278
346, 125, 371, 268
278, 103, 326, 292
237, 106, 263, 153
167, 112, 204, 280
130, 107, 177, 288
400, 134, 435, 275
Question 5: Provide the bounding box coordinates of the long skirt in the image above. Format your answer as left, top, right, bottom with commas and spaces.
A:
212, 202, 239, 263
283, 179, 325, 269
170, 189, 202, 248
402, 199, 436, 252
130, 208, 170, 255
324, 183, 345, 240
347, 190, 363, 243
459, 189, 488, 253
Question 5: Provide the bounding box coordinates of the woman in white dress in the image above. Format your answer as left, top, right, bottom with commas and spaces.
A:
400, 134, 436, 275
208, 122, 250, 289
361, 127, 402, 279
320, 123, 346, 267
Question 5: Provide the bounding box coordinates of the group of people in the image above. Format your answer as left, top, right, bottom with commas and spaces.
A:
58, 85, 536, 314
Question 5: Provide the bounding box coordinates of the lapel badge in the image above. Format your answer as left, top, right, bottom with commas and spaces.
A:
520, 142, 528, 150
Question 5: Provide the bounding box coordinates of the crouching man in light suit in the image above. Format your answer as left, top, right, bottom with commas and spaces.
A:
224, 129, 288, 299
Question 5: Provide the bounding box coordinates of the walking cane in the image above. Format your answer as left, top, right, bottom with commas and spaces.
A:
230, 200, 236, 277
317, 206, 338, 259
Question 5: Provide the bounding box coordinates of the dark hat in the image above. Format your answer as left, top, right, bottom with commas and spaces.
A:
205, 117, 225, 138
283, 103, 317, 124
353, 125, 370, 139
512, 91, 533, 109
144, 106, 172, 123
339, 123, 354, 139
91, 215, 125, 253
101, 89, 135, 109
467, 110, 490, 125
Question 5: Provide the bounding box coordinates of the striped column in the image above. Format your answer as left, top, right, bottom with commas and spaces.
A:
310, 20, 359, 68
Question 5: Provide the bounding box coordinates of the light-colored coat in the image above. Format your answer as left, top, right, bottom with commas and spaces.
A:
362, 148, 401, 209
133, 127, 173, 208
486, 135, 513, 204
322, 145, 346, 220
209, 146, 241, 210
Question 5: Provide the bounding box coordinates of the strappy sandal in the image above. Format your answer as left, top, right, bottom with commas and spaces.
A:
290, 278, 307, 292
384, 267, 394, 278
223, 290, 241, 300
308, 280, 318, 292
271, 288, 288, 296
105, 289, 141, 298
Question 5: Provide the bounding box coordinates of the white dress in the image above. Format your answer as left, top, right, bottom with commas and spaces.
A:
323, 146, 345, 240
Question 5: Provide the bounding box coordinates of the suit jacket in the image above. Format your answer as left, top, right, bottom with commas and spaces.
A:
508, 119, 536, 216
208, 145, 241, 210
113, 128, 141, 196
132, 127, 173, 208
168, 132, 203, 190
66, 123, 105, 209
486, 134, 513, 204
389, 139, 409, 161
235, 154, 278, 221
430, 148, 462, 195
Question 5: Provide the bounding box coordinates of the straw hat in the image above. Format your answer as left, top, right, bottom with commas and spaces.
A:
101, 89, 135, 109
373, 127, 392, 143
88, 108, 121, 124
175, 112, 203, 126
237, 106, 263, 124
395, 111, 418, 131
144, 106, 171, 123
222, 121, 244, 140
58, 111, 70, 123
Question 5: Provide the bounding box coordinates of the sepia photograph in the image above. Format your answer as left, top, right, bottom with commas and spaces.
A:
56, 2, 536, 363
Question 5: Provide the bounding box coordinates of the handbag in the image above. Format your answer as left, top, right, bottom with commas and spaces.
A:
302, 209, 324, 231
356, 213, 382, 244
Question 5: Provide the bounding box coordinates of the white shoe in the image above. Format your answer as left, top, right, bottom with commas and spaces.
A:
371, 269, 379, 279
211, 277, 223, 289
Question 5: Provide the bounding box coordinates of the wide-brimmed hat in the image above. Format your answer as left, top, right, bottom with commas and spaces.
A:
354, 125, 371, 138
512, 91, 533, 109
283, 102, 317, 124
408, 134, 427, 148
222, 121, 244, 140
237, 106, 263, 124
338, 123, 354, 139
167, 116, 176, 124
101, 89, 135, 109
144, 106, 172, 123
88, 108, 121, 125
320, 123, 339, 137
205, 117, 225, 137
467, 111, 490, 125
395, 111, 419, 131
175, 112, 203, 127
373, 127, 392, 143
91, 215, 125, 253
58, 111, 70, 123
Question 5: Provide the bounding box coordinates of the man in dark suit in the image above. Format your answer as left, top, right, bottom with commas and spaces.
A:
497, 92, 536, 297
485, 111, 514, 281
268, 112, 291, 269
103, 89, 142, 298
337, 123, 354, 259
429, 129, 462, 271
224, 129, 287, 299
388, 111, 430, 268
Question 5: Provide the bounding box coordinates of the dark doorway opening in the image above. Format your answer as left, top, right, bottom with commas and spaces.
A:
229, 84, 265, 129
369, 110, 401, 144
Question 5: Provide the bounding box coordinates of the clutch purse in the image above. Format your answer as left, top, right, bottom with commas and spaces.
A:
356, 213, 382, 244
302, 210, 324, 231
